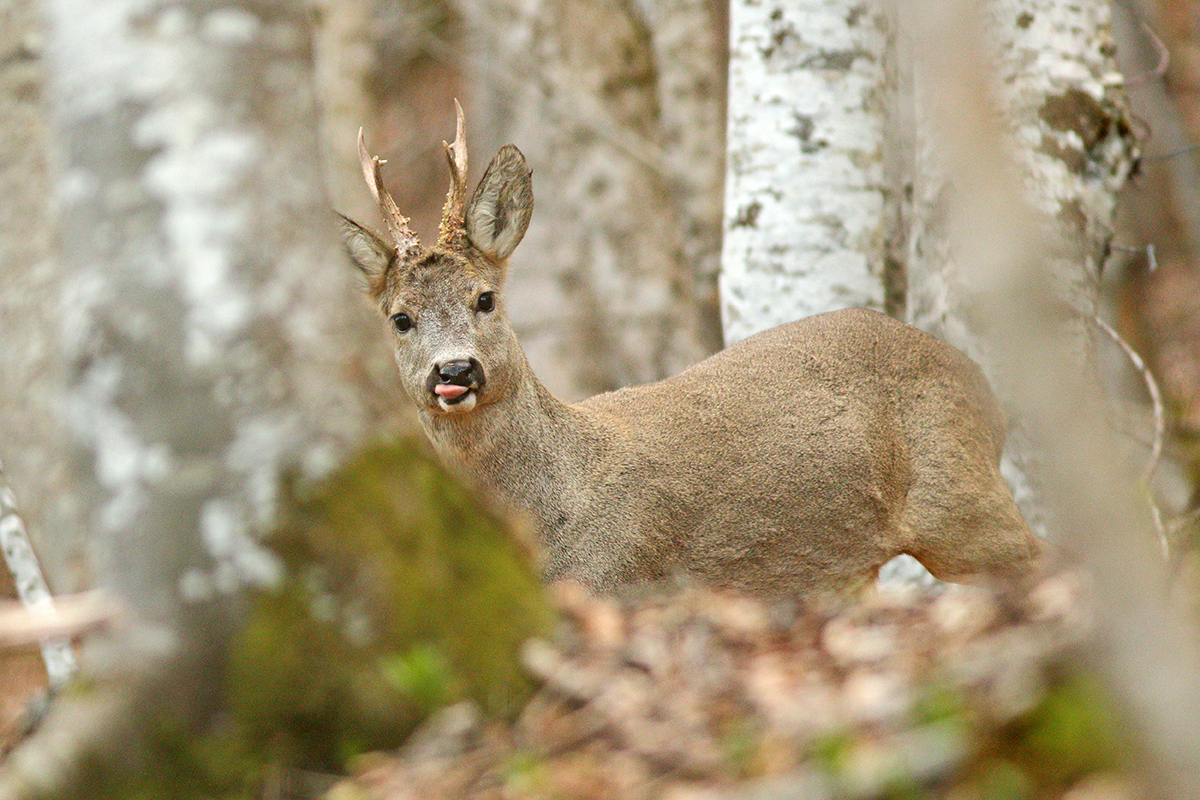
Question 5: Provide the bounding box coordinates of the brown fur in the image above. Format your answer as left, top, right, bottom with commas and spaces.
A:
340, 123, 1041, 602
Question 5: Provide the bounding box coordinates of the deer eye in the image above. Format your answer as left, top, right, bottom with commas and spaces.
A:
476, 291, 496, 313
391, 312, 412, 333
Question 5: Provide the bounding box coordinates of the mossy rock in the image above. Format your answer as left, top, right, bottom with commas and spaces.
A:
228, 436, 553, 769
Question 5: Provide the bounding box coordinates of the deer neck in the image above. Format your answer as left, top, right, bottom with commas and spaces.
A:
417, 362, 597, 519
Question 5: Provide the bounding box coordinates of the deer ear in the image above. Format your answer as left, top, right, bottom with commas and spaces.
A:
337, 213, 393, 290
465, 145, 533, 264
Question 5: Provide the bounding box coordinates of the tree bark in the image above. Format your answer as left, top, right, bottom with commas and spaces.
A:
3, 0, 374, 791
457, 0, 724, 399
721, 0, 890, 345
0, 0, 89, 597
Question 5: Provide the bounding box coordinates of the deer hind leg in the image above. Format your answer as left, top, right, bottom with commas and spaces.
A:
900, 472, 1043, 591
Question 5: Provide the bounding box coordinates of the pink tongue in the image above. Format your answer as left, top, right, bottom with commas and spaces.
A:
435, 384, 469, 400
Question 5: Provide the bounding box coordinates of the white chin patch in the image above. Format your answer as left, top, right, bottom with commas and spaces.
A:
437, 391, 477, 413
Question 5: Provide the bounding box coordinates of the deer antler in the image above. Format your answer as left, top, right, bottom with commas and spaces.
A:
437, 99, 469, 248
357, 128, 422, 260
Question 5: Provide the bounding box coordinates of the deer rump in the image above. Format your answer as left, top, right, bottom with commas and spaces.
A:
550, 307, 1034, 599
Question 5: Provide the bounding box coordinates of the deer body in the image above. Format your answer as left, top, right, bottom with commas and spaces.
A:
341, 106, 1040, 601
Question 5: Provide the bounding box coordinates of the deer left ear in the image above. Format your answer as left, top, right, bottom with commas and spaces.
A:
337, 213, 393, 294
465, 145, 533, 264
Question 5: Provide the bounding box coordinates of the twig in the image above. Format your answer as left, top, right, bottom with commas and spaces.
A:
0, 459, 78, 686
1143, 144, 1200, 163
1113, 0, 1171, 87
1110, 242, 1158, 272
1089, 314, 1168, 558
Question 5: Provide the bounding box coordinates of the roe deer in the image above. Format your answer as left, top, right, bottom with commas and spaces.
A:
339, 104, 1041, 602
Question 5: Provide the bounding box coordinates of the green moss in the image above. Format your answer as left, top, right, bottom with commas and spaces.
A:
1008, 671, 1124, 789
43, 437, 551, 799
968, 759, 1033, 800
228, 437, 553, 768
500, 748, 552, 796
718, 716, 764, 779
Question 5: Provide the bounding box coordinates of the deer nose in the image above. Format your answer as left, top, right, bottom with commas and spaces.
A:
436, 358, 485, 387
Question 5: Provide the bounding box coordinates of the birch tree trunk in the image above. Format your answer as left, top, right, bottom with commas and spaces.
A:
721, 0, 890, 344
4, 0, 372, 789
457, 0, 724, 399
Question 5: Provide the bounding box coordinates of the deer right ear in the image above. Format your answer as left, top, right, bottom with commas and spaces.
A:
337, 213, 393, 290
465, 145, 533, 264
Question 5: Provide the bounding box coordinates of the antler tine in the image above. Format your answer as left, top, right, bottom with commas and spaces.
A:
357, 127, 421, 258
437, 99, 470, 248
357, 127, 382, 203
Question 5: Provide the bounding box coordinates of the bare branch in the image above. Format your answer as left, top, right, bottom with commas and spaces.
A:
0, 459, 77, 686
1090, 314, 1166, 488
0, 592, 119, 649
1113, 0, 1171, 87
1089, 313, 1169, 558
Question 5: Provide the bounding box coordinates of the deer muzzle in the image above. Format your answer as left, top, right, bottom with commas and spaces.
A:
428, 359, 486, 412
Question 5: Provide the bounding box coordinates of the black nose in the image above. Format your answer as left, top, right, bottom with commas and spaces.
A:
436, 359, 485, 387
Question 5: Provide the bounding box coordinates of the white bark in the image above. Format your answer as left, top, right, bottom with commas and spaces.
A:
41, 0, 372, 625
908, 0, 1129, 356
0, 460, 75, 687
721, 0, 888, 344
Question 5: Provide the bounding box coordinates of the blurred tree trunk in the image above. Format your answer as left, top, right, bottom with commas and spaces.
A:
906, 0, 1137, 535
313, 0, 383, 229
0, 0, 89, 596
3, 0, 374, 791
919, 1, 1200, 795
312, 0, 419, 432
457, 0, 724, 399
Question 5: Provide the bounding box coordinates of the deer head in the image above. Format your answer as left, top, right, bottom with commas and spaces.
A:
339, 102, 535, 416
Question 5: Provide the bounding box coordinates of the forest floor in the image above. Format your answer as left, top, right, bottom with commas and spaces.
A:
330, 573, 1146, 800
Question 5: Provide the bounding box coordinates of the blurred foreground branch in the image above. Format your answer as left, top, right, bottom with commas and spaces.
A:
0, 592, 118, 651
916, 0, 1200, 795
